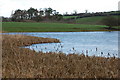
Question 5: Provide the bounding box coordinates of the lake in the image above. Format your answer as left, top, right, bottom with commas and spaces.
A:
3, 31, 119, 57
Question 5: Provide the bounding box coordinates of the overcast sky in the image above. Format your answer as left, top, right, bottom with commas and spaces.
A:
0, 0, 120, 17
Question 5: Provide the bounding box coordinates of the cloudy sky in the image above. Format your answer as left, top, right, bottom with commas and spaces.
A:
0, 0, 120, 17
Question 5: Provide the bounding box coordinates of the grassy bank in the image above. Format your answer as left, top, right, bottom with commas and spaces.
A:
3, 22, 120, 32
2, 34, 120, 78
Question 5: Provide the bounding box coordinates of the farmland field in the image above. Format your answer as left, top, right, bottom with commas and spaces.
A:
3, 22, 119, 32
75, 16, 105, 25
3, 15, 120, 32
63, 16, 78, 19
71, 16, 119, 25
63, 15, 119, 25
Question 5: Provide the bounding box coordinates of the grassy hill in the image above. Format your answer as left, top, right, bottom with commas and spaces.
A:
75, 16, 105, 25
63, 15, 119, 25
63, 16, 78, 19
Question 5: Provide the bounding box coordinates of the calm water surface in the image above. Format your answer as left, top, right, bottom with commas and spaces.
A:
4, 31, 119, 57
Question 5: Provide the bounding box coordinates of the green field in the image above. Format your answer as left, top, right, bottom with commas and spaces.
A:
2, 15, 120, 32
63, 15, 119, 25
2, 22, 112, 32
75, 16, 105, 25
63, 16, 78, 19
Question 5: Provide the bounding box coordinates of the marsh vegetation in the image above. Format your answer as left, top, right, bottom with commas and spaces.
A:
2, 34, 120, 78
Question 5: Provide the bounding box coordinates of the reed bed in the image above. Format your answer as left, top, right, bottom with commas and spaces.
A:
2, 34, 120, 78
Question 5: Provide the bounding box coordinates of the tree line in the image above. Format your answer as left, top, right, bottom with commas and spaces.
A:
64, 11, 120, 20
11, 7, 63, 22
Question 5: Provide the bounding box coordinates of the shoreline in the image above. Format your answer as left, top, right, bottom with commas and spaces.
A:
2, 34, 120, 78
1, 30, 120, 33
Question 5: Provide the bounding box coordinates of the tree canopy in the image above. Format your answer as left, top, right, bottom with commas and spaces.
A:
11, 7, 63, 22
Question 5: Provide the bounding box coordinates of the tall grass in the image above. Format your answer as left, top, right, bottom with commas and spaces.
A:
2, 34, 120, 78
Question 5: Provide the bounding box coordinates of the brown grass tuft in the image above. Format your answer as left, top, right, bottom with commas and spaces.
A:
2, 34, 120, 78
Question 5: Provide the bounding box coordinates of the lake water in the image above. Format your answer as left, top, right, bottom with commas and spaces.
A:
3, 31, 119, 57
